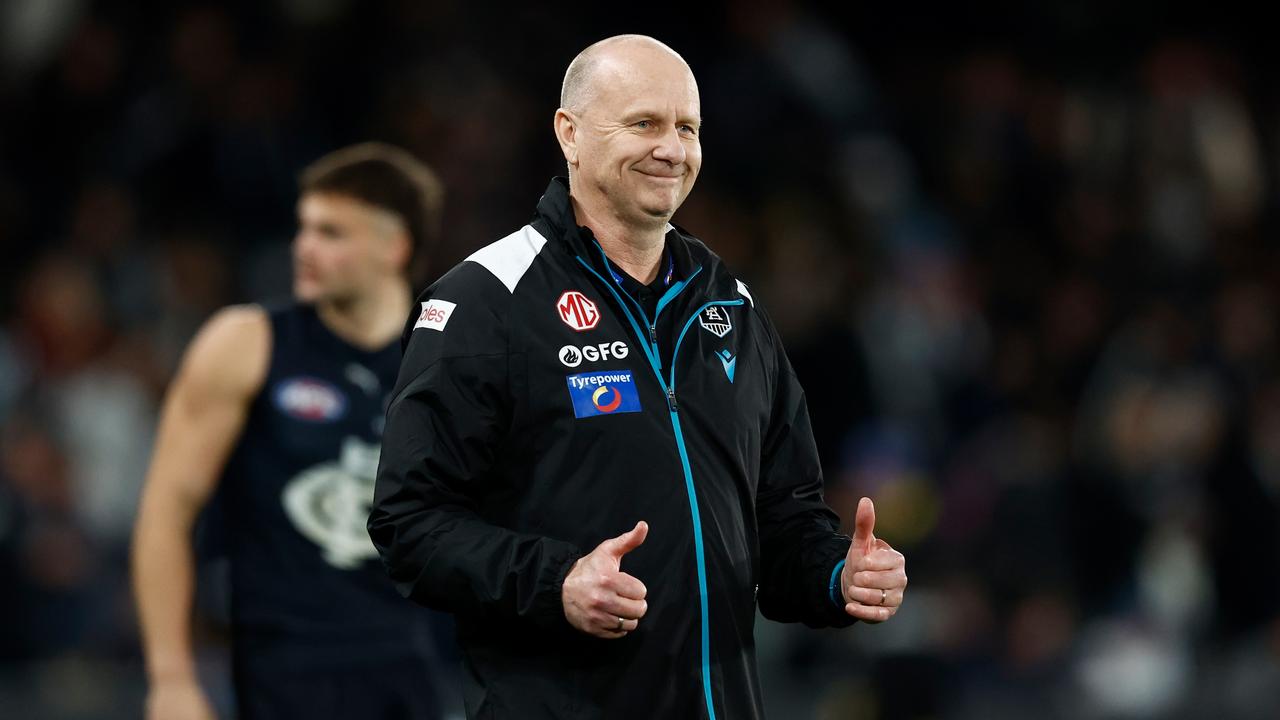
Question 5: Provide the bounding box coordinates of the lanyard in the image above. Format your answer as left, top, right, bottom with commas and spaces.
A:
609, 248, 675, 288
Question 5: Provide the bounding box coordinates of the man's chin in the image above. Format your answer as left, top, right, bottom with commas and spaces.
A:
293, 282, 323, 303
640, 199, 681, 222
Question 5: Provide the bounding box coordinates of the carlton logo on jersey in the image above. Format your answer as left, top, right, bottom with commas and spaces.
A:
282, 436, 381, 569
566, 370, 642, 418
557, 290, 600, 331
273, 377, 347, 422
559, 341, 630, 367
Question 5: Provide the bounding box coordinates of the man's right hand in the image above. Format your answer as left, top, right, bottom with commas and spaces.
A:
562, 521, 650, 638
146, 678, 216, 720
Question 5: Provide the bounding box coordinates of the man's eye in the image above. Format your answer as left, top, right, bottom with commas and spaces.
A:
634, 120, 651, 129
680, 124, 697, 135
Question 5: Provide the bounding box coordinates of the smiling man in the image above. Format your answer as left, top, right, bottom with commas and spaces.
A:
370, 35, 908, 719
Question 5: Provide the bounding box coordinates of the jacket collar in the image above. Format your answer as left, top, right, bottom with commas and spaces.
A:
533, 177, 702, 288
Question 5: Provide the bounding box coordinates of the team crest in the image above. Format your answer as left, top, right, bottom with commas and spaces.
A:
282, 436, 381, 569
698, 306, 732, 338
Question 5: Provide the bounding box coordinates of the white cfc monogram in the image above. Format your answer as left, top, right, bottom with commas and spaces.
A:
281, 436, 382, 569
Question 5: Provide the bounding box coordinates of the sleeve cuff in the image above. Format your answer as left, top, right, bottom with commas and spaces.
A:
827, 558, 846, 609
529, 544, 583, 630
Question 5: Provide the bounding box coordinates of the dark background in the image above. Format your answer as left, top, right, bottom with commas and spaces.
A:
2, 1, 1279, 718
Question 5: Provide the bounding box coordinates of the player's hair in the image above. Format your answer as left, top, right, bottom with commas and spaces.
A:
299, 142, 443, 282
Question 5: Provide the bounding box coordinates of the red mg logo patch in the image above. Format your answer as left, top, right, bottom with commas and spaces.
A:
557, 291, 600, 331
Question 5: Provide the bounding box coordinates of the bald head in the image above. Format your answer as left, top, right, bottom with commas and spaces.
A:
552, 34, 703, 236
560, 35, 693, 114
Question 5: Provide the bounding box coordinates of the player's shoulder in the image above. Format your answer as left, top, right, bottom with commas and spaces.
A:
197, 303, 271, 348
207, 302, 270, 328
179, 304, 272, 397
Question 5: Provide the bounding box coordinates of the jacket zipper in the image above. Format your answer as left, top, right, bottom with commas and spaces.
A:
574, 253, 745, 720
665, 298, 744, 720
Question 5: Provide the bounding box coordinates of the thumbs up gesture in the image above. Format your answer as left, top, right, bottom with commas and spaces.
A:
562, 521, 650, 638
840, 498, 907, 623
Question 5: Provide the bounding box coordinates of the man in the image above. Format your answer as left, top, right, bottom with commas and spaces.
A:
133, 143, 448, 719
370, 36, 908, 719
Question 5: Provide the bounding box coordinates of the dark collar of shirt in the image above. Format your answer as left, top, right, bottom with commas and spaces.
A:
609, 244, 677, 320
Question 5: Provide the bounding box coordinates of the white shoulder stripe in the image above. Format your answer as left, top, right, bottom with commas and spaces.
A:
465, 225, 548, 293
736, 279, 754, 306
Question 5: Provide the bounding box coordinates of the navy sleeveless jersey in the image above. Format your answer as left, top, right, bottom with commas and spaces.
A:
219, 303, 433, 666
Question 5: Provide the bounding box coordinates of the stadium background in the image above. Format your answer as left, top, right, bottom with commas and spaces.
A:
2, 1, 1279, 718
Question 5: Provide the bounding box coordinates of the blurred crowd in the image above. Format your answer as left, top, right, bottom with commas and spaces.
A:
2, 1, 1279, 718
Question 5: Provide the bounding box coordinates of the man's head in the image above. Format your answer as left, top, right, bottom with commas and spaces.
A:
293, 142, 443, 303
554, 35, 701, 232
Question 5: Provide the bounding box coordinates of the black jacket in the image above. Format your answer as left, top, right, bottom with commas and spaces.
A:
371, 178, 854, 719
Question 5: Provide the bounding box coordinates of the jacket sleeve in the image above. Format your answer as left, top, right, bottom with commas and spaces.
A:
368, 264, 581, 628
753, 305, 857, 629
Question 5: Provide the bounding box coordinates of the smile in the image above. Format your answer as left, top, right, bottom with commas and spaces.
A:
636, 171, 682, 182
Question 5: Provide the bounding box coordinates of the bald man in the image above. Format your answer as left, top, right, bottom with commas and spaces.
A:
371, 35, 908, 719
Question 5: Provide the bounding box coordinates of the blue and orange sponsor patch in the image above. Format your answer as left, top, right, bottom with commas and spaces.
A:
565, 370, 642, 418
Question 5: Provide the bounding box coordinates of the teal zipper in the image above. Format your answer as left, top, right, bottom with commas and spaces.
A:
575, 254, 741, 720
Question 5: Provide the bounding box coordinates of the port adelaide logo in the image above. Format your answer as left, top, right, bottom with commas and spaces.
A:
698, 306, 732, 338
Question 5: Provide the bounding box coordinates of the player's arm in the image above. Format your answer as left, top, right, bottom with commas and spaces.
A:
131, 306, 270, 719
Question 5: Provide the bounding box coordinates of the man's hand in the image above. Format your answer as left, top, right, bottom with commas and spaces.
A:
145, 677, 216, 720
562, 521, 650, 638
840, 497, 907, 623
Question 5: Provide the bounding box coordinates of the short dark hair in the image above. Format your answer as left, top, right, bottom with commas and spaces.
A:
299, 142, 443, 281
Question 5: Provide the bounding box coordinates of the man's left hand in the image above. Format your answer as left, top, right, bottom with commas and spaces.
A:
840, 497, 907, 623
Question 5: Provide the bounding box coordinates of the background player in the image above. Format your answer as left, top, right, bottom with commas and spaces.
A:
132, 142, 448, 720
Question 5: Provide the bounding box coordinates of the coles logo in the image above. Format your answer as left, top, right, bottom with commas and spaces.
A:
557, 291, 600, 331
414, 299, 456, 332
559, 341, 629, 368
274, 377, 347, 422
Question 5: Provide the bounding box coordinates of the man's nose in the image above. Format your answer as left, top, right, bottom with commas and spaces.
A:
292, 232, 312, 259
652, 125, 687, 165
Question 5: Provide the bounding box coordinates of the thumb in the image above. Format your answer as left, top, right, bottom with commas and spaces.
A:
601, 521, 649, 561
851, 497, 876, 555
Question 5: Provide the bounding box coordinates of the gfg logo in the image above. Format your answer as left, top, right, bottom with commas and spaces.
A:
559, 341, 630, 368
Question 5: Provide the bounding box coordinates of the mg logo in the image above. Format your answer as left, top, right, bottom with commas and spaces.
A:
557, 291, 600, 331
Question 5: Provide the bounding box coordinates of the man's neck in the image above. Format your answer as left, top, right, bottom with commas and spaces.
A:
570, 195, 667, 284
314, 278, 412, 351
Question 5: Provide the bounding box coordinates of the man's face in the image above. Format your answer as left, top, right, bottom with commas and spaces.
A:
570, 50, 702, 226
292, 192, 406, 304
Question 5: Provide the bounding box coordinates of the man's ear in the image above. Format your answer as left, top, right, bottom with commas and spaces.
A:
554, 109, 579, 167
387, 225, 412, 274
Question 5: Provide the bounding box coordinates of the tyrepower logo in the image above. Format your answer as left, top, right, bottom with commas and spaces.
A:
414, 299, 456, 332
557, 291, 600, 331
565, 370, 642, 418
559, 341, 630, 368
